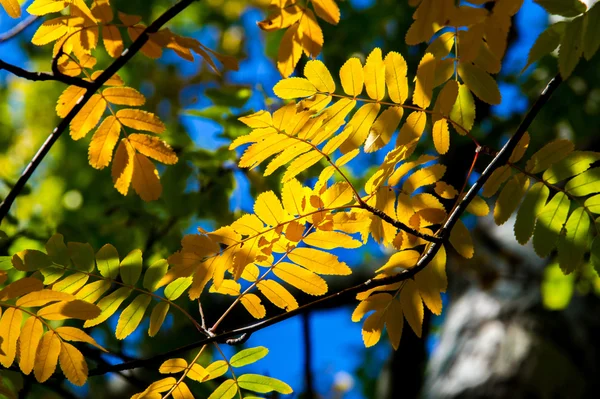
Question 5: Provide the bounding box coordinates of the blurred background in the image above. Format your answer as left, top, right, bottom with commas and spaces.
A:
1, 0, 600, 398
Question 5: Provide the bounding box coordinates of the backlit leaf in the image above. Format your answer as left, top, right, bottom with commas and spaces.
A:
240, 294, 266, 319
449, 219, 474, 259
102, 87, 146, 106
0, 307, 22, 367
96, 243, 120, 279
88, 116, 121, 169
449, 83, 475, 133
116, 109, 166, 133
54, 326, 106, 352
312, 0, 340, 25
257, 280, 298, 310
413, 53, 436, 108
376, 250, 420, 274
159, 358, 187, 374
364, 48, 386, 101
148, 302, 170, 337
543, 151, 600, 184
584, 3, 600, 60
1, 0, 21, 17
558, 15, 585, 79
533, 192, 571, 257
34, 331, 61, 383
70, 94, 107, 140
304, 60, 335, 93
37, 300, 101, 321
514, 182, 550, 244
339, 57, 364, 97
273, 77, 317, 99
400, 279, 423, 337
557, 207, 590, 274
457, 63, 501, 105
533, 0, 586, 17
565, 168, 600, 197
84, 287, 131, 328
120, 249, 142, 286
237, 374, 293, 394
208, 379, 237, 399
116, 294, 151, 340
132, 152, 163, 201
59, 342, 87, 386
384, 51, 408, 104
18, 316, 44, 375
273, 262, 328, 296
230, 346, 268, 368
494, 174, 530, 225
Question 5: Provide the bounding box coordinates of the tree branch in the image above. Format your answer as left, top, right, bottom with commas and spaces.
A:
0, 0, 198, 225
0, 59, 93, 88
88, 74, 562, 377
0, 15, 38, 43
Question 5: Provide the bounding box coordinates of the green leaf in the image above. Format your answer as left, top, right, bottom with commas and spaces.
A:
96, 244, 120, 279
591, 237, 600, 275
143, 259, 168, 292
230, 347, 269, 368
584, 2, 600, 60
533, 192, 571, 257
557, 207, 590, 274
514, 182, 550, 244
565, 167, 600, 197
164, 276, 192, 300
522, 22, 565, 73
208, 379, 237, 399
116, 294, 151, 340
525, 139, 574, 174
541, 263, 574, 310
120, 249, 142, 286
585, 194, 600, 214
148, 302, 169, 337
205, 86, 252, 108
534, 0, 587, 17
237, 374, 293, 394
0, 230, 7, 241
457, 63, 501, 105
39, 266, 65, 284
0, 256, 12, 270
45, 234, 70, 267
543, 151, 600, 184
205, 360, 229, 381
67, 242, 95, 272
494, 174, 530, 226
558, 15, 585, 79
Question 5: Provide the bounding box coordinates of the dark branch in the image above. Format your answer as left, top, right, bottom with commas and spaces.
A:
88, 74, 563, 377
0, 0, 198, 224
0, 59, 93, 88
0, 15, 38, 43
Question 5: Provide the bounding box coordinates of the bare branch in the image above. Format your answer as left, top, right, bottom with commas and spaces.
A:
0, 15, 38, 43
0, 59, 93, 88
0, 0, 199, 224
87, 74, 563, 378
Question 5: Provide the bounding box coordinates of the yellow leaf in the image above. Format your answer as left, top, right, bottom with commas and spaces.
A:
37, 300, 101, 321
116, 109, 166, 134
435, 80, 459, 117
362, 310, 384, 347
209, 279, 241, 296
457, 63, 501, 105
449, 83, 476, 133
303, 230, 361, 249
321, 181, 354, 208
415, 246, 447, 315
413, 53, 436, 108
352, 293, 391, 322
0, 277, 44, 301
58, 342, 88, 386
466, 195, 490, 217
16, 289, 74, 307
384, 51, 408, 104
449, 219, 474, 259
240, 293, 266, 319
435, 182, 458, 199
363, 48, 386, 101
400, 279, 423, 337
1, 0, 21, 17
159, 358, 187, 374
432, 119, 450, 154
277, 23, 302, 78
53, 273, 89, 294
339, 57, 364, 97
525, 139, 574, 174
102, 87, 145, 106
509, 132, 530, 163
132, 152, 162, 201
102, 24, 124, 57
70, 94, 107, 140
0, 307, 22, 367
273, 77, 317, 99
426, 31, 455, 59
386, 299, 403, 350
83, 287, 131, 328
403, 164, 446, 194
494, 174, 530, 225
88, 115, 121, 169
116, 294, 151, 339
148, 302, 170, 337
54, 326, 107, 352
91, 0, 113, 22
304, 60, 335, 93
254, 190, 288, 226
312, 0, 340, 25
482, 165, 512, 197
396, 111, 427, 156
300, 8, 323, 58
56, 86, 86, 118
76, 280, 111, 303
288, 247, 351, 275
34, 331, 61, 383
258, 280, 298, 311
364, 106, 403, 153
18, 316, 44, 375
91, 70, 124, 86
376, 250, 421, 274
31, 17, 68, 45
132, 378, 177, 399
340, 103, 381, 153
128, 133, 178, 165
273, 262, 328, 296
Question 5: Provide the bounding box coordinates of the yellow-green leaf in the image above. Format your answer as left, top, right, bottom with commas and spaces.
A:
96, 244, 120, 279
148, 302, 170, 337
522, 22, 564, 72
449, 219, 474, 259
237, 374, 293, 394
116, 294, 152, 340
533, 192, 571, 257
83, 287, 131, 328
482, 165, 512, 197
208, 379, 237, 399
494, 174, 530, 225
457, 63, 501, 105
230, 346, 268, 368
144, 259, 169, 292
164, 277, 192, 300
509, 132, 530, 163
120, 249, 142, 286
543, 151, 600, 184
514, 182, 550, 244
449, 83, 476, 133
558, 14, 585, 79
526, 139, 574, 174
76, 280, 112, 303
557, 207, 590, 274
584, 3, 600, 60
565, 167, 600, 197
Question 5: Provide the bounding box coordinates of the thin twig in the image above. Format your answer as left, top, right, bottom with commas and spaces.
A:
87, 74, 562, 377
0, 0, 199, 224
0, 59, 93, 88
0, 15, 38, 43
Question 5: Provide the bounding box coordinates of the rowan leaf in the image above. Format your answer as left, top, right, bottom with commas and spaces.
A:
300, 9, 323, 57
432, 119, 450, 154
364, 106, 403, 153
37, 299, 101, 320
303, 230, 361, 249
449, 219, 474, 259
102, 87, 146, 106
96, 243, 120, 279
57, 86, 86, 118
54, 326, 106, 352
364, 48, 386, 101
288, 247, 351, 275
1, 0, 21, 17
543, 151, 600, 184
458, 63, 501, 105
70, 94, 107, 140
362, 309, 385, 347
59, 342, 88, 386
273, 77, 317, 99
312, 0, 340, 25
449, 83, 476, 133
120, 249, 142, 286
522, 22, 564, 72
116, 294, 151, 340
0, 307, 22, 367
132, 152, 163, 201
585, 194, 600, 214
376, 250, 420, 274
144, 259, 169, 292
34, 331, 61, 383
257, 280, 298, 311
208, 379, 237, 399
584, 2, 600, 60
565, 168, 600, 197
16, 289, 74, 307
384, 51, 408, 104
238, 374, 293, 394
304, 60, 335, 93
230, 346, 268, 368
413, 53, 436, 108
514, 182, 550, 244
159, 358, 187, 374
148, 302, 170, 337
18, 316, 44, 375
402, 164, 446, 194
340, 57, 364, 97
116, 109, 166, 133
482, 165, 512, 197
188, 363, 210, 382
0, 278, 44, 301
494, 174, 530, 225
240, 294, 266, 319
277, 23, 302, 78
83, 287, 131, 328
533, 0, 586, 17
128, 133, 178, 165
164, 277, 192, 300
386, 299, 403, 350
559, 15, 585, 79
533, 192, 571, 257
557, 207, 590, 274
509, 132, 530, 163
400, 279, 423, 337
273, 262, 328, 296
